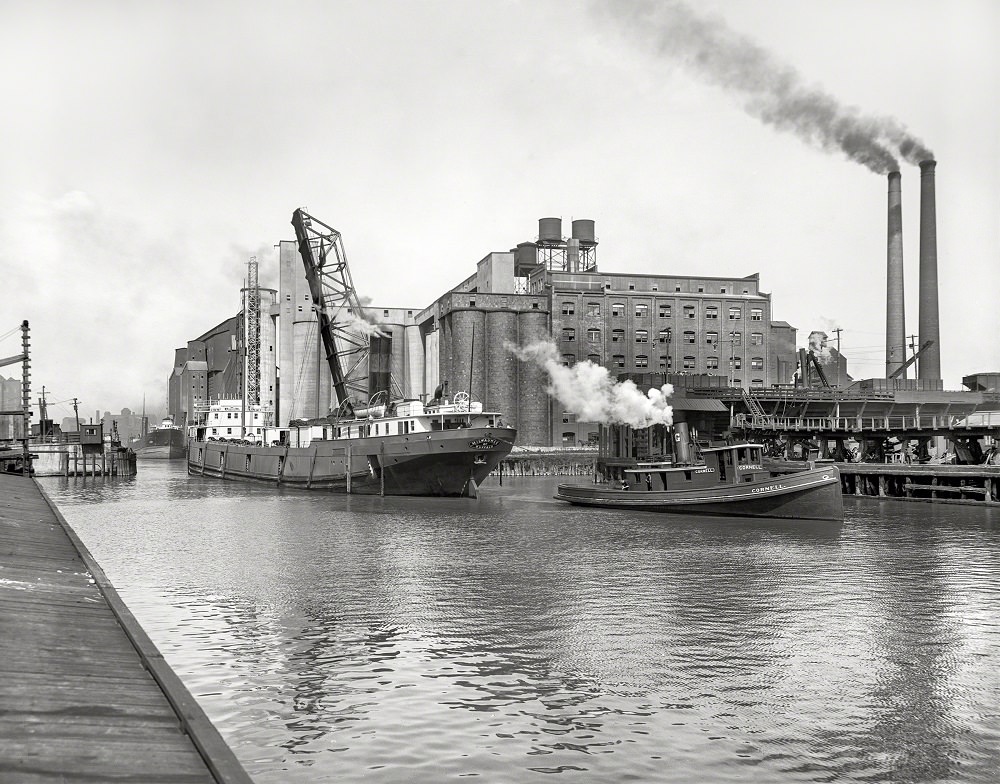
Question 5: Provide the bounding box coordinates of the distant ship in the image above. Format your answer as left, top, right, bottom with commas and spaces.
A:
134, 416, 186, 460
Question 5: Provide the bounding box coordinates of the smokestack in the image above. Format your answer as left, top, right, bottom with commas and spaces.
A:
886, 171, 906, 378
918, 160, 941, 380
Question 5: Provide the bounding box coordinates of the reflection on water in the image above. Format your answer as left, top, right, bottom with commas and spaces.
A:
43, 463, 1000, 783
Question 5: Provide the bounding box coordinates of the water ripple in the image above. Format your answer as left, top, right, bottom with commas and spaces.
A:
41, 464, 1000, 783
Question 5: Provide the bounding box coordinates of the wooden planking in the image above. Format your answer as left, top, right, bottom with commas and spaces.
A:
0, 473, 254, 784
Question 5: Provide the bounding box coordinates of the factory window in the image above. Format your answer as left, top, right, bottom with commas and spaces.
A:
743, 289, 749, 294
683, 305, 696, 318
604, 282, 611, 290
298, 306, 303, 312
635, 330, 648, 343
628, 284, 635, 290
532, 302, 539, 309
751, 356, 764, 370
635, 303, 648, 318
562, 354, 575, 366
587, 353, 601, 364
562, 301, 575, 315
612, 302, 625, 317
286, 294, 291, 301
561, 328, 575, 341
658, 329, 672, 344
651, 285, 658, 291
751, 332, 764, 346
729, 307, 742, 320
636, 355, 649, 368
683, 356, 696, 370
408, 310, 413, 316
697, 285, 704, 293
612, 329, 625, 342
683, 331, 696, 344
732, 357, 742, 369
384, 309, 389, 317
500, 298, 508, 308
562, 432, 576, 443
751, 378, 764, 388
706, 331, 718, 345
587, 328, 600, 342
733, 377, 742, 385
720, 287, 727, 294
658, 304, 671, 318
675, 285, 681, 292
586, 302, 601, 316
706, 306, 718, 319
659, 355, 672, 370
613, 354, 625, 368
470, 299, 476, 307
732, 331, 742, 345
707, 356, 720, 370
750, 308, 763, 321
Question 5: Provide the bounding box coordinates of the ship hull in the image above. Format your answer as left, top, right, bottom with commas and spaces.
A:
555, 466, 843, 521
187, 426, 516, 496
135, 429, 186, 460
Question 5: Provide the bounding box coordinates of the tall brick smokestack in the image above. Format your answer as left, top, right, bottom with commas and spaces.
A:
886, 171, 906, 378
918, 160, 941, 380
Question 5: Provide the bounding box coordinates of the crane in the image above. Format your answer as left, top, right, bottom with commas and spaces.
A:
291, 209, 374, 419
888, 340, 935, 380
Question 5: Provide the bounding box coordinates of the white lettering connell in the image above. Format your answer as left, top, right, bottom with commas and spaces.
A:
751, 483, 787, 494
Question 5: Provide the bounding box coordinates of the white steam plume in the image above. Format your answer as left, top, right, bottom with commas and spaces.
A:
340, 309, 389, 338
507, 339, 674, 428
807, 330, 831, 360
599, 0, 933, 174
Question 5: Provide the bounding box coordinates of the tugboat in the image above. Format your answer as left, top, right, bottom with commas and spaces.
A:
555, 423, 843, 521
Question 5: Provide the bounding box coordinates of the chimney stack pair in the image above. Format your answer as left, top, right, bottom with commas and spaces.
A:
884, 161, 940, 380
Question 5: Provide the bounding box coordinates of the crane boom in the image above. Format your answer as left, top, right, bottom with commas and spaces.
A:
290, 208, 370, 418
888, 340, 935, 380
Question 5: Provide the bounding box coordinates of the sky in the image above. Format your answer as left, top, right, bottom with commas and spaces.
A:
1, 0, 997, 420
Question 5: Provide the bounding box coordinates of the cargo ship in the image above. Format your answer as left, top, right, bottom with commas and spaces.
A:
187, 395, 515, 496
133, 416, 186, 460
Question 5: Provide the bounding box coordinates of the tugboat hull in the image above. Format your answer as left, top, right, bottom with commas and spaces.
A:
555, 466, 843, 521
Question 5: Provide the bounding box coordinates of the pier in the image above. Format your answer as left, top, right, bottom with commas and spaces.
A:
0, 472, 252, 783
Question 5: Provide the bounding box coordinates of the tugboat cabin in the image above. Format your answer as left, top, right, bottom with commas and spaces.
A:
623, 444, 771, 492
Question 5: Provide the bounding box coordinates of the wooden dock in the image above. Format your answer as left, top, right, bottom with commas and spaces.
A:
0, 472, 254, 783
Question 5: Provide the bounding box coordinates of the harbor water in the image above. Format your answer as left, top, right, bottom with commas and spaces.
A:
41, 463, 1000, 783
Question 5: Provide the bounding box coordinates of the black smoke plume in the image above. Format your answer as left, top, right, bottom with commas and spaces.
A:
601, 0, 933, 173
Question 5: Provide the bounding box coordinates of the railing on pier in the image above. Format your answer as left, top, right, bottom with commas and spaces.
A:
734, 412, 1000, 433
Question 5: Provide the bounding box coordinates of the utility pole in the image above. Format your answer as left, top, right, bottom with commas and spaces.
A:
832, 327, 843, 355
39, 385, 48, 440
72, 397, 80, 434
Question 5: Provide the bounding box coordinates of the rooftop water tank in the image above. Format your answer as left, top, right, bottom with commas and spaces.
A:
571, 219, 596, 245
538, 217, 562, 244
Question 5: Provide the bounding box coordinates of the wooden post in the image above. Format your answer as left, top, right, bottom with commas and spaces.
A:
220, 445, 229, 479
346, 441, 352, 494
379, 441, 385, 496
277, 444, 289, 486
306, 446, 318, 489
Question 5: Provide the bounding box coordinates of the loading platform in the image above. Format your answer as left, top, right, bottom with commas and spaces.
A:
0, 472, 253, 783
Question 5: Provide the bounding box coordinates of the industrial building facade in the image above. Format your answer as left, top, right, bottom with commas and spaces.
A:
171, 217, 798, 446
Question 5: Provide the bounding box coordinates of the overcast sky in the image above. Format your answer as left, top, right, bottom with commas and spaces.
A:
1, 0, 997, 419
